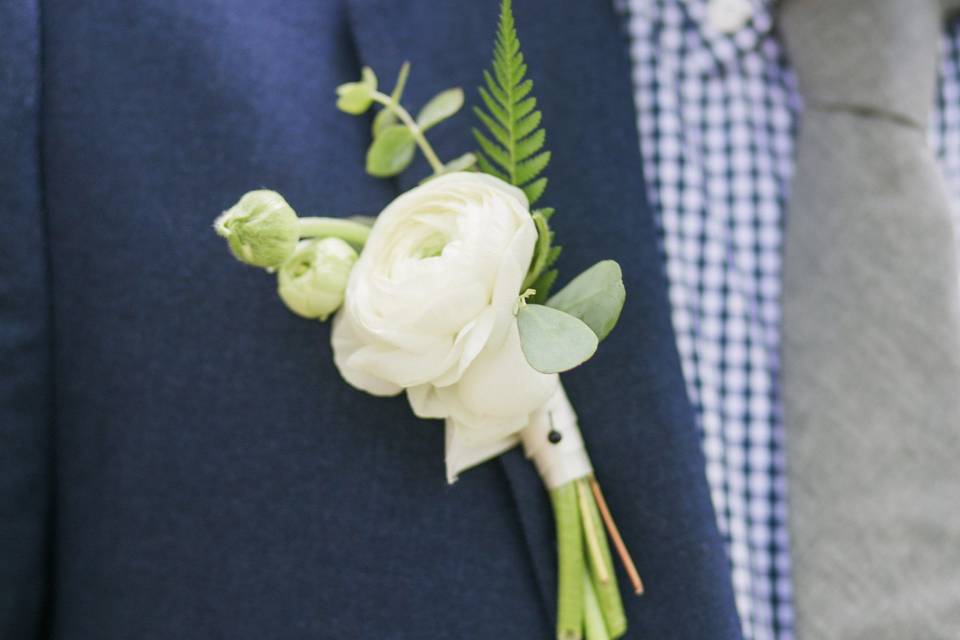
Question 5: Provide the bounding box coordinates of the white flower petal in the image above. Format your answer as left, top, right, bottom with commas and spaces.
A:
331, 172, 535, 392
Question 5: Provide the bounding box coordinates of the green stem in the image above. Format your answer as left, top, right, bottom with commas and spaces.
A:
297, 217, 371, 247
578, 479, 626, 638
550, 483, 584, 640
583, 574, 609, 640
370, 91, 445, 174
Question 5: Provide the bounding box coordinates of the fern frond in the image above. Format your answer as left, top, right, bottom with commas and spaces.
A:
515, 129, 545, 161
544, 245, 562, 268
473, 0, 550, 205
515, 111, 542, 139
474, 108, 508, 146
516, 151, 550, 185
535, 206, 555, 221
522, 178, 547, 206
476, 153, 508, 182
477, 0, 562, 299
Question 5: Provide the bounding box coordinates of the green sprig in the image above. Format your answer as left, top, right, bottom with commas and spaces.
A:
337, 63, 466, 179
474, 0, 562, 302
473, 0, 551, 204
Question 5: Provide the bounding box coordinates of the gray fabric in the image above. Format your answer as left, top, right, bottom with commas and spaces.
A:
780, 0, 960, 638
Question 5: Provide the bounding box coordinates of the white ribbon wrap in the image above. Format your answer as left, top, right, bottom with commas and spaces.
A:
519, 384, 593, 489
444, 383, 593, 488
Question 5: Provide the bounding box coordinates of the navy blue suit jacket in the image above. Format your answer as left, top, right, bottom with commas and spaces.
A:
1, 1, 743, 637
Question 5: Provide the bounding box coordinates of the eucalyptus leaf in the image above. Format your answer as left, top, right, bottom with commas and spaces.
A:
546, 260, 625, 341
366, 125, 416, 177
417, 88, 464, 131
517, 304, 598, 374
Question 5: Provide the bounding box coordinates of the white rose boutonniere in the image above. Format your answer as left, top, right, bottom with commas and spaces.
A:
331, 172, 559, 479
212, 1, 644, 636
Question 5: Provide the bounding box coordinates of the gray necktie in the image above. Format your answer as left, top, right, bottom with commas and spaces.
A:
779, 0, 960, 637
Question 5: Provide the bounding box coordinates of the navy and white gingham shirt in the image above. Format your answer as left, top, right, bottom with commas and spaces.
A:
620, 1, 960, 638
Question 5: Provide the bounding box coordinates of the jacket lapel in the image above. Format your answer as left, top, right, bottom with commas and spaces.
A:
346, 1, 743, 636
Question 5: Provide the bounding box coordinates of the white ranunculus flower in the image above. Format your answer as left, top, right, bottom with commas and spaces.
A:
331, 172, 559, 478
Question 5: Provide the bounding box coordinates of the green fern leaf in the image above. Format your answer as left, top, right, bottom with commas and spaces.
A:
522, 177, 547, 205
476, 0, 562, 299
477, 87, 508, 126
534, 206, 555, 221
473, 0, 550, 204
473, 107, 509, 148
476, 153, 508, 182
473, 129, 511, 170
515, 111, 541, 139
544, 245, 562, 269
515, 129, 545, 161
513, 79, 533, 102
516, 152, 550, 185
514, 97, 537, 121
483, 70, 508, 106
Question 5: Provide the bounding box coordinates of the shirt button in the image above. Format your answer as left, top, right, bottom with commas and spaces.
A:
706, 0, 753, 34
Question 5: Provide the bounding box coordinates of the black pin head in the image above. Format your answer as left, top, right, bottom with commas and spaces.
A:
546, 412, 562, 444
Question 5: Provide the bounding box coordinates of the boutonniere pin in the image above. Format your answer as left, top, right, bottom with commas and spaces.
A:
214, 1, 643, 637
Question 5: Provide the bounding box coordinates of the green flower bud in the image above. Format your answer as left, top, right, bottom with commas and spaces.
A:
336, 67, 378, 115
215, 190, 299, 268
277, 238, 358, 320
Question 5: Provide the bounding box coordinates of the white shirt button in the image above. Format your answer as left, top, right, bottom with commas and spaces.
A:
706, 0, 753, 34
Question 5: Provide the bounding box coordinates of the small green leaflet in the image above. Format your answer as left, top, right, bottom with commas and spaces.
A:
336, 67, 377, 115
417, 89, 465, 130
366, 125, 416, 177
517, 304, 598, 374
361, 62, 465, 178
547, 260, 626, 341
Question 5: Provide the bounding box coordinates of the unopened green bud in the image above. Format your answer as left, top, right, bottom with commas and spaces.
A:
215, 190, 299, 268
277, 238, 358, 320
336, 67, 378, 115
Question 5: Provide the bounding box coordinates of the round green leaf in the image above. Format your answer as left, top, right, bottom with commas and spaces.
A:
336, 66, 378, 115
366, 125, 416, 177
372, 107, 397, 137
416, 88, 464, 131
546, 260, 626, 341
517, 304, 598, 374
336, 84, 374, 115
